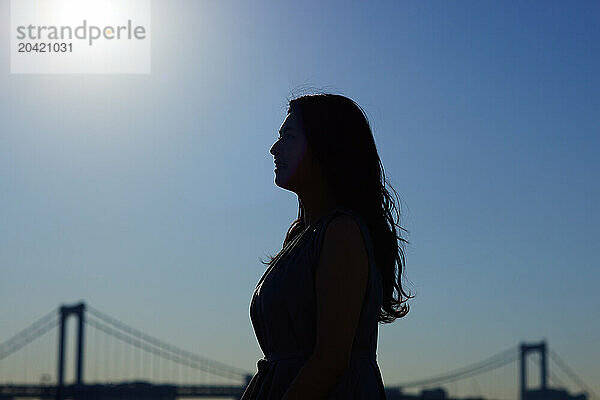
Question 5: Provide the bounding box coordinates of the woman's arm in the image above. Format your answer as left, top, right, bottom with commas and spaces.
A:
281, 215, 369, 400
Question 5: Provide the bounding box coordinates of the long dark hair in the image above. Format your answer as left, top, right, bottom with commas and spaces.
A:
262, 92, 414, 323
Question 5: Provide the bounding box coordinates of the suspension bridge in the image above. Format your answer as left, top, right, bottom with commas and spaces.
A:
0, 301, 595, 400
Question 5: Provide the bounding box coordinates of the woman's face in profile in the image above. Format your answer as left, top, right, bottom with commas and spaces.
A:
270, 111, 312, 192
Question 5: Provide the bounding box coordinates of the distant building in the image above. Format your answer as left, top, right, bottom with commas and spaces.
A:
385, 386, 589, 400
385, 387, 453, 400
421, 388, 448, 399
526, 388, 588, 400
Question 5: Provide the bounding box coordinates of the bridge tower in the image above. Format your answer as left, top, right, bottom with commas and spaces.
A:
519, 340, 547, 400
56, 302, 86, 400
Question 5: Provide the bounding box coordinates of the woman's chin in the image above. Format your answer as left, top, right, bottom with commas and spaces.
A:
274, 173, 292, 189
274, 174, 286, 186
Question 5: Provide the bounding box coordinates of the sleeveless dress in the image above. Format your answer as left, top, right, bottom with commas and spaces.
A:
242, 207, 387, 399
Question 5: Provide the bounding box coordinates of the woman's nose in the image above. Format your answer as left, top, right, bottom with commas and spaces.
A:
269, 141, 278, 156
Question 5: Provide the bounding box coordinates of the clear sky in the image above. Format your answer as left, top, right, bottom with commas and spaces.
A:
1, 1, 598, 399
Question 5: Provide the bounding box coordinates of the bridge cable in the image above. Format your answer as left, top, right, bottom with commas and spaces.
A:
395, 345, 519, 389
549, 370, 567, 390
86, 305, 250, 379
84, 316, 246, 381
0, 308, 58, 361
549, 348, 598, 399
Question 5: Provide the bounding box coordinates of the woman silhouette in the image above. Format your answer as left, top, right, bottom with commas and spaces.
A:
241, 93, 413, 400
